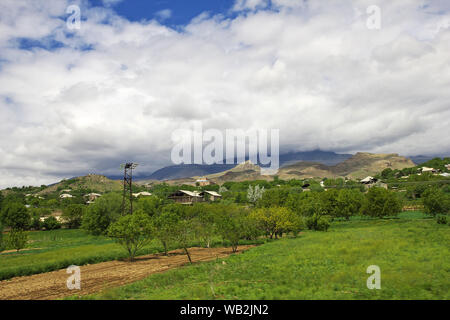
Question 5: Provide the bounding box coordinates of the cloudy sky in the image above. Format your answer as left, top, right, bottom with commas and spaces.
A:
0, 0, 449, 188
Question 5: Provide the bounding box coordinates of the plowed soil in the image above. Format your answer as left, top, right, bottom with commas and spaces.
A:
0, 245, 254, 300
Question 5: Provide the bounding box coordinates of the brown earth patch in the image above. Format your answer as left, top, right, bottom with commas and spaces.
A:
0, 245, 254, 300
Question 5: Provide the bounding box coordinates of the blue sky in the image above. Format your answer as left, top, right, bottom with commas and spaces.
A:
90, 0, 237, 26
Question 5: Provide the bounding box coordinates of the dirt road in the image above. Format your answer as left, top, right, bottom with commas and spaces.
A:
0, 245, 254, 300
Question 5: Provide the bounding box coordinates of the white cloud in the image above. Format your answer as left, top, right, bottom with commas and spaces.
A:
0, 0, 449, 187
155, 9, 172, 21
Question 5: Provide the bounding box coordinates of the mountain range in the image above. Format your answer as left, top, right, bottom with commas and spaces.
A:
133, 150, 439, 182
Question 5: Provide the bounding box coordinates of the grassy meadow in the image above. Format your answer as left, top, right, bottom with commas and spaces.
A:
76, 213, 449, 300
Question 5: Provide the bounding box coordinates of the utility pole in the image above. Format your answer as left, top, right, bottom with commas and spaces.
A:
120, 163, 138, 215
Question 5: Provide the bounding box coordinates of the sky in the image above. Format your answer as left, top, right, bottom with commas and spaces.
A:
0, 0, 450, 188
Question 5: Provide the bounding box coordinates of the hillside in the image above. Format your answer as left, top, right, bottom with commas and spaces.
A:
36, 174, 122, 195
135, 150, 352, 181
277, 153, 415, 180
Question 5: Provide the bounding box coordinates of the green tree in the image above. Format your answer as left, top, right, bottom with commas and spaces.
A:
8, 229, 28, 252
422, 188, 450, 216
152, 203, 187, 256
107, 211, 153, 261
217, 207, 255, 252
82, 193, 122, 235
0, 224, 5, 253
361, 187, 403, 218
42, 216, 62, 230
138, 196, 165, 217
62, 204, 85, 229
335, 189, 365, 220
0, 202, 31, 230
250, 207, 299, 239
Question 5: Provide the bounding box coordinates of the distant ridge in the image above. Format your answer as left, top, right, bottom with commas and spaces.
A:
136, 150, 352, 181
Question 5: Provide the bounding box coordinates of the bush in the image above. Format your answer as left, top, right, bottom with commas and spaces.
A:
422, 188, 450, 216
62, 204, 85, 229
305, 214, 330, 231
30, 217, 42, 230
436, 215, 448, 225
8, 229, 28, 252
42, 216, 62, 230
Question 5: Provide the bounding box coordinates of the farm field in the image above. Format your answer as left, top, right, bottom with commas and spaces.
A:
77, 214, 449, 300
0, 228, 254, 281
0, 245, 254, 300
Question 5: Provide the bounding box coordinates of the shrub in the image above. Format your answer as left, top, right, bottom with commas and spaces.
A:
62, 204, 85, 229
436, 215, 448, 225
8, 229, 28, 252
305, 214, 331, 231
42, 216, 62, 230
422, 188, 450, 216
30, 217, 42, 230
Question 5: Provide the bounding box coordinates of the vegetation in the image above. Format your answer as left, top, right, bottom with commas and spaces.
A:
107, 212, 153, 261
79, 217, 449, 300
7, 229, 28, 252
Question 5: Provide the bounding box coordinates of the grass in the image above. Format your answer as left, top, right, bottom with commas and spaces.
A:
77, 213, 449, 300
0, 228, 259, 281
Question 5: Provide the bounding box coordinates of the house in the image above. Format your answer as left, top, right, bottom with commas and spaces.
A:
168, 190, 204, 205
132, 191, 153, 198
200, 190, 222, 201
440, 173, 450, 177
196, 177, 211, 186
60, 189, 72, 193
84, 193, 102, 202
421, 167, 437, 173
445, 164, 450, 170
360, 176, 377, 184
60, 193, 73, 199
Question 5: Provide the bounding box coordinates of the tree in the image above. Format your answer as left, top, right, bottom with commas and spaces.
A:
108, 211, 153, 261
361, 187, 403, 218
216, 207, 255, 253
82, 193, 122, 235
191, 203, 217, 248
422, 188, 450, 216
0, 224, 5, 253
0, 202, 31, 230
335, 189, 365, 220
138, 196, 165, 217
247, 185, 265, 204
8, 229, 28, 252
250, 207, 299, 239
152, 204, 183, 256
257, 187, 290, 208
42, 216, 62, 230
62, 204, 85, 229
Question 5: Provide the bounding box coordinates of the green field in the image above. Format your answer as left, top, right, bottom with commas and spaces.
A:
0, 229, 245, 281
76, 214, 449, 300
0, 229, 146, 280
